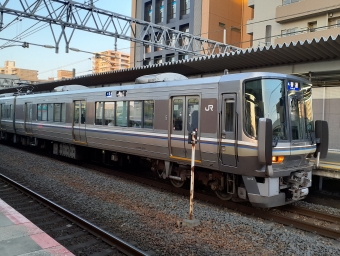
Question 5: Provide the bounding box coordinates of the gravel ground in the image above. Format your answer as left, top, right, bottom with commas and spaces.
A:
1, 144, 340, 256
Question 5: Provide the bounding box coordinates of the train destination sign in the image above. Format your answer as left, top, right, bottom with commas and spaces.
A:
106, 91, 113, 97
116, 90, 127, 97
287, 81, 299, 91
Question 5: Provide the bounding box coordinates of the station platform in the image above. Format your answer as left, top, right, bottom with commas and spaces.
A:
0, 198, 73, 256
312, 151, 340, 179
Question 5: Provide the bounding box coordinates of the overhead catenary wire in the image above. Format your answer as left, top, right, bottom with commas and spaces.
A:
0, 0, 101, 49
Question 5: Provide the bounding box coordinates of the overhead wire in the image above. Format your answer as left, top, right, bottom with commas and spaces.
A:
1, 1, 338, 75
0, 0, 100, 48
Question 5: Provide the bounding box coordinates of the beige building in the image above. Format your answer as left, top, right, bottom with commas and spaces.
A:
0, 61, 38, 82
57, 70, 74, 80
247, 0, 340, 47
92, 51, 130, 73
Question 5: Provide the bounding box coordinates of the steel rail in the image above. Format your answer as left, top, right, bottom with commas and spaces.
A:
81, 162, 340, 240
280, 205, 340, 224
0, 173, 149, 256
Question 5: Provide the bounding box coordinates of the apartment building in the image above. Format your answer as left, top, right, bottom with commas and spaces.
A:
92, 50, 130, 73
0, 61, 38, 82
131, 0, 252, 67
247, 0, 340, 47
57, 70, 74, 80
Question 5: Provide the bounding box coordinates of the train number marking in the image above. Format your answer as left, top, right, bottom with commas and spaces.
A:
205, 105, 214, 111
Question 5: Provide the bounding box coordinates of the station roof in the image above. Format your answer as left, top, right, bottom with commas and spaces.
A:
2, 35, 340, 94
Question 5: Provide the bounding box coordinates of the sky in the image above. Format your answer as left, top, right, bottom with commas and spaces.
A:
0, 0, 132, 80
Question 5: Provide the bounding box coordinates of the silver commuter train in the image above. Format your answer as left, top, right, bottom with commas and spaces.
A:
0, 72, 328, 208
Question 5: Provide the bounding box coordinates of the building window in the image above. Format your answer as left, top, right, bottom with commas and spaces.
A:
179, 54, 188, 60
282, 0, 299, 5
155, 0, 164, 23
166, 54, 175, 62
166, 29, 176, 47
154, 56, 163, 64
281, 27, 298, 37
308, 21, 317, 32
145, 1, 152, 22
179, 24, 189, 47
181, 0, 190, 16
265, 25, 271, 46
143, 58, 151, 66
167, 0, 176, 21
154, 32, 164, 52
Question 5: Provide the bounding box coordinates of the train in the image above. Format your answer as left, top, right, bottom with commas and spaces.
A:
0, 72, 329, 208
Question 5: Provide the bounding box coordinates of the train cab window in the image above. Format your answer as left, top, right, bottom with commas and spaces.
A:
116, 101, 128, 127
225, 100, 234, 132
187, 98, 199, 132
129, 101, 142, 128
37, 104, 42, 121
47, 104, 54, 121
95, 102, 104, 125
144, 100, 154, 129
173, 99, 183, 131
104, 102, 115, 125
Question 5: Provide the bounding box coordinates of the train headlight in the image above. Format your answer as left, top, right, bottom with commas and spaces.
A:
272, 156, 284, 163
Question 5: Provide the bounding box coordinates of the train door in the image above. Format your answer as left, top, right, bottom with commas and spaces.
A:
72, 100, 87, 144
220, 93, 237, 167
24, 103, 33, 135
170, 96, 201, 162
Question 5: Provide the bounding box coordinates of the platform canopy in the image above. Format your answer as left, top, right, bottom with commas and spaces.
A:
2, 35, 340, 94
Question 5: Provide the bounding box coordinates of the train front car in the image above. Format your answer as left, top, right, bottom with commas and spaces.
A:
217, 73, 328, 208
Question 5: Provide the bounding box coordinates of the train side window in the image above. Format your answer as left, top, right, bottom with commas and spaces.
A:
95, 102, 104, 125
187, 98, 199, 132
144, 100, 154, 129
116, 101, 128, 127
41, 104, 48, 121
225, 100, 234, 132
37, 104, 42, 121
47, 104, 54, 121
173, 99, 183, 131
54, 104, 61, 122
61, 103, 66, 122
129, 101, 142, 128
104, 102, 115, 126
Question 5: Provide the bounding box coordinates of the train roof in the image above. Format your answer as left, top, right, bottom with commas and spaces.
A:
0, 72, 310, 99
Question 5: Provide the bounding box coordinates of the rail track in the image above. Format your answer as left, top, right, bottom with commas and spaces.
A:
0, 173, 148, 256
2, 142, 340, 243
79, 161, 340, 240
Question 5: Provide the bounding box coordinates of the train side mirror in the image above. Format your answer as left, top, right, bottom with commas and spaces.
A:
314, 120, 328, 159
258, 118, 273, 165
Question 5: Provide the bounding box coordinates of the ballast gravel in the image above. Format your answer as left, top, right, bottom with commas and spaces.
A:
0, 144, 340, 256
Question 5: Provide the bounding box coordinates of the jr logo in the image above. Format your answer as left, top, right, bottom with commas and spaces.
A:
205, 105, 213, 111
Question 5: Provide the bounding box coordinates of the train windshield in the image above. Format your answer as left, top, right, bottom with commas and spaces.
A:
244, 79, 314, 142
288, 83, 313, 140
244, 79, 288, 140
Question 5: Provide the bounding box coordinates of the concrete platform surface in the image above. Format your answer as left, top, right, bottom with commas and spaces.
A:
0, 198, 74, 256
